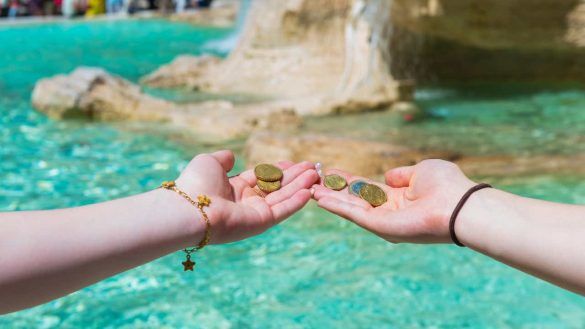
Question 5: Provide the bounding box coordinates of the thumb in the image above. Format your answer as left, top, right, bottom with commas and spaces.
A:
384, 165, 414, 188
210, 150, 236, 172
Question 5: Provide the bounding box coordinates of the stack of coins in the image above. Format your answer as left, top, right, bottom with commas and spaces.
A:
254, 164, 283, 193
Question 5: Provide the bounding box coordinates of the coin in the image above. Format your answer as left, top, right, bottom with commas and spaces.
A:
257, 179, 281, 193
359, 183, 387, 207
254, 163, 283, 182
348, 180, 368, 197
324, 174, 347, 191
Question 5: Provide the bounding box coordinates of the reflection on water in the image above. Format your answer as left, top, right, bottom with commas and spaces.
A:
0, 20, 584, 328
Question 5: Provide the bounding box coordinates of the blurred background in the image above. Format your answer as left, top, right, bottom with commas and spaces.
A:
1, 0, 584, 328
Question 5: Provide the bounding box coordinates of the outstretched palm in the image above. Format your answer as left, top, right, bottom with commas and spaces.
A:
176, 150, 319, 244
313, 160, 475, 244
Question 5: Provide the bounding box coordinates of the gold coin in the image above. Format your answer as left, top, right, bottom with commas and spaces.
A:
257, 179, 281, 193
324, 174, 347, 191
359, 183, 387, 207
254, 164, 283, 182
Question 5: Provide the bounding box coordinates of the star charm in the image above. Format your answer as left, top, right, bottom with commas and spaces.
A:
197, 195, 211, 207
182, 259, 195, 271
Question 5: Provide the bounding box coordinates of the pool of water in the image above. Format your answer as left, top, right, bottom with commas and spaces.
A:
1, 19, 584, 329
305, 83, 585, 157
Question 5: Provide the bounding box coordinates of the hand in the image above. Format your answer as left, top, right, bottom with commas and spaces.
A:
313, 160, 476, 243
176, 150, 319, 244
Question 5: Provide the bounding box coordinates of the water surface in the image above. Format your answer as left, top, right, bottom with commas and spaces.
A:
0, 19, 584, 329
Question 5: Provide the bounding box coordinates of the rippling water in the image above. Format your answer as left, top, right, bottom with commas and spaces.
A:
0, 19, 584, 328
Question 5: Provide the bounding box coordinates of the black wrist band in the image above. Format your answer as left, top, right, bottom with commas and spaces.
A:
449, 183, 492, 247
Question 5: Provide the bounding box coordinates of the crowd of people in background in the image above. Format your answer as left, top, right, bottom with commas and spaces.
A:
0, 0, 212, 19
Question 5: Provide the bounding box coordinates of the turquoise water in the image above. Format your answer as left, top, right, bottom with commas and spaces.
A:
1, 19, 584, 328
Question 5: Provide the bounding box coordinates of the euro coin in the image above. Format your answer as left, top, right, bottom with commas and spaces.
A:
257, 179, 281, 193
348, 180, 368, 197
254, 164, 283, 182
324, 174, 347, 191
359, 184, 387, 207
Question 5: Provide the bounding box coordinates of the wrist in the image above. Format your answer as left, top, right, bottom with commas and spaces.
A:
455, 187, 517, 254
150, 188, 215, 249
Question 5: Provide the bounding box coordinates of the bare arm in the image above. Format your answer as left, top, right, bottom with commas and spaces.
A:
0, 150, 319, 314
458, 188, 585, 294
0, 189, 200, 314
313, 160, 585, 295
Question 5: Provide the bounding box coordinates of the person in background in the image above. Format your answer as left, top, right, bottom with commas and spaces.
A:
53, 0, 62, 14
27, 0, 44, 16
43, 0, 56, 15
106, 0, 121, 14
1, 0, 9, 17
175, 0, 185, 13
85, 0, 104, 16
8, 0, 19, 18
61, 0, 74, 17
158, 0, 171, 14
125, 0, 137, 15
195, 0, 211, 8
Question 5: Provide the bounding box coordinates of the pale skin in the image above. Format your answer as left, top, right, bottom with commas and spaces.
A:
1, 154, 583, 315
313, 159, 585, 296
0, 150, 320, 314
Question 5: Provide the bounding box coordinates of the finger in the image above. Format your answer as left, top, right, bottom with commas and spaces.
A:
317, 197, 373, 229
270, 189, 312, 222
277, 160, 295, 169
312, 185, 372, 208
311, 184, 334, 200
281, 161, 315, 186
385, 166, 415, 188
312, 184, 344, 200
210, 150, 235, 172
266, 170, 319, 206
233, 161, 298, 188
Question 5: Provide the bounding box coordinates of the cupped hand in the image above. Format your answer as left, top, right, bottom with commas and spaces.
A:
313, 160, 476, 243
176, 150, 319, 244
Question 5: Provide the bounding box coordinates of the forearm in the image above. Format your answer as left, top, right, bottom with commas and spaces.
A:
457, 188, 585, 295
0, 189, 203, 314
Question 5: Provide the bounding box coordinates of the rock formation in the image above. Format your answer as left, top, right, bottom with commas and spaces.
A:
32, 67, 173, 121
31, 1, 585, 177
146, 0, 585, 101
140, 55, 221, 89
32, 67, 302, 142
392, 0, 585, 50
143, 0, 416, 115
390, 0, 585, 82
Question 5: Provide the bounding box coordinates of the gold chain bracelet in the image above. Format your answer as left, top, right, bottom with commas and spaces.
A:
161, 180, 211, 271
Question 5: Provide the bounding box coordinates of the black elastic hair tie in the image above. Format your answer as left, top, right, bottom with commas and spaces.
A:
449, 183, 492, 247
